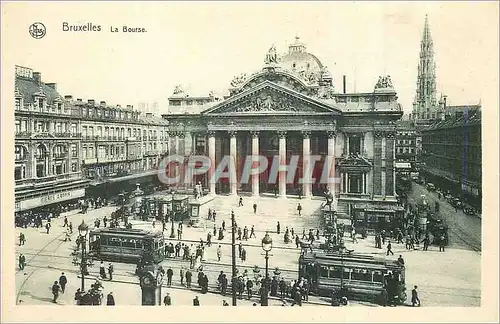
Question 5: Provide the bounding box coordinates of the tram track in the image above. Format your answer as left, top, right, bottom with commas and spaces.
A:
16, 232, 68, 304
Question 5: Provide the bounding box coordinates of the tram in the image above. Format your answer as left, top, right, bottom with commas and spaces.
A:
88, 228, 165, 264
298, 251, 407, 305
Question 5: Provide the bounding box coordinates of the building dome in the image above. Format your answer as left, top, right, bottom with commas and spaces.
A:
279, 37, 324, 77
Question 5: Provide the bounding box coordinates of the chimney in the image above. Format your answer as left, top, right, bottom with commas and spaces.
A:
76, 98, 83, 102
443, 95, 447, 109
100, 101, 106, 106
116, 104, 121, 108
33, 72, 41, 86
146, 112, 153, 118
46, 83, 57, 91
126, 105, 132, 109
88, 99, 95, 105
343, 75, 347, 94
64, 95, 73, 100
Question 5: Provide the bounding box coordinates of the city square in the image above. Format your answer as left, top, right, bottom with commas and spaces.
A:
6, 2, 493, 317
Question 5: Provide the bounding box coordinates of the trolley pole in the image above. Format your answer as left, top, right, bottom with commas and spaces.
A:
231, 210, 237, 306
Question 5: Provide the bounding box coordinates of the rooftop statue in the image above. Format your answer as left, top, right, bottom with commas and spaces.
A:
230, 73, 247, 88
375, 75, 394, 89
173, 85, 184, 95
265, 44, 279, 64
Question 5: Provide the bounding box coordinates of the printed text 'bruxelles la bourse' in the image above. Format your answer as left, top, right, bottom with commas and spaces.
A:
62, 22, 147, 33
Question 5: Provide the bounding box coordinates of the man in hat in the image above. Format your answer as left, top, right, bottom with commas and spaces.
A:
18, 253, 26, 270
51, 281, 61, 303
108, 263, 114, 281
193, 295, 200, 306
163, 292, 172, 306
59, 272, 68, 293
411, 285, 420, 306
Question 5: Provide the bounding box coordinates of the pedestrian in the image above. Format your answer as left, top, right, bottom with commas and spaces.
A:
69, 222, 73, 234
238, 196, 243, 207
247, 278, 253, 299
213, 224, 217, 237
177, 227, 182, 240
217, 245, 222, 262
100, 261, 107, 279
167, 267, 173, 286
51, 281, 61, 303
238, 242, 243, 258
193, 296, 200, 306
18, 253, 26, 270
250, 225, 256, 238
108, 263, 114, 281
212, 211, 216, 222
397, 255, 405, 266
63, 216, 68, 227
411, 285, 421, 306
439, 235, 446, 252
74, 288, 83, 305
106, 292, 115, 305
45, 222, 51, 234
253, 203, 257, 214
222, 220, 226, 232
180, 266, 185, 286
59, 272, 68, 293
351, 228, 357, 243
19, 233, 26, 246
276, 221, 280, 234
386, 241, 394, 256
186, 269, 192, 288
241, 247, 247, 262
297, 203, 302, 216
222, 300, 229, 306
163, 292, 172, 305
422, 235, 430, 251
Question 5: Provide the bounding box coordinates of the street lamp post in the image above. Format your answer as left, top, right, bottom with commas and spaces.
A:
77, 220, 89, 291
231, 210, 237, 306
170, 190, 176, 239
261, 232, 273, 306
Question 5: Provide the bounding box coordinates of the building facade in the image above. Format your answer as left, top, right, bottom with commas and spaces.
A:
164, 38, 404, 225
14, 66, 169, 214
420, 106, 481, 208
14, 66, 88, 213
395, 120, 421, 174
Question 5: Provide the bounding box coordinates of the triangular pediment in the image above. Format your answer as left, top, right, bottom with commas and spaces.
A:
338, 154, 373, 168
202, 81, 341, 115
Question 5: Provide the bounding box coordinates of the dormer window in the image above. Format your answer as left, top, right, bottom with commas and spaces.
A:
15, 98, 21, 110
38, 98, 44, 111
57, 103, 62, 114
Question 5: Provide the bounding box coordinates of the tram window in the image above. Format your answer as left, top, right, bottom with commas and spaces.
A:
108, 237, 121, 247
343, 268, 350, 280
328, 266, 342, 279
100, 236, 109, 246
373, 270, 384, 283
122, 239, 137, 249
320, 266, 329, 278
135, 240, 143, 249
351, 269, 365, 281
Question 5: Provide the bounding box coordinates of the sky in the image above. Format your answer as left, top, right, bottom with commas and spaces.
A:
3, 1, 499, 116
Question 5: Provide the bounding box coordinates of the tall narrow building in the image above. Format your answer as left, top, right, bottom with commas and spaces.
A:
412, 15, 443, 123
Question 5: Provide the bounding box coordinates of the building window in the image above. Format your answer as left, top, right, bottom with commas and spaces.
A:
15, 166, 26, 180
348, 174, 363, 194
38, 98, 44, 111
15, 120, 20, 133
348, 136, 361, 155
97, 126, 102, 137
71, 163, 77, 172
71, 144, 77, 157
15, 98, 21, 110
82, 126, 88, 137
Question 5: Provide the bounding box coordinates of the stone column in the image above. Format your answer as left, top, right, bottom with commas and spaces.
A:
208, 131, 216, 195
327, 131, 336, 195
229, 131, 238, 195
302, 131, 312, 198
29, 143, 36, 178
178, 133, 186, 187
278, 131, 287, 198
251, 131, 260, 197
184, 132, 193, 187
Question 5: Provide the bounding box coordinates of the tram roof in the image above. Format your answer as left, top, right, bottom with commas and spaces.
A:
301, 251, 403, 269
89, 227, 162, 238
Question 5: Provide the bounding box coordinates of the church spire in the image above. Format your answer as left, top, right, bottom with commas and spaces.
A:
412, 14, 438, 121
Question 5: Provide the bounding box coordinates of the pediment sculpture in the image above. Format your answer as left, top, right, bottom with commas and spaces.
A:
375, 75, 394, 89
233, 93, 300, 112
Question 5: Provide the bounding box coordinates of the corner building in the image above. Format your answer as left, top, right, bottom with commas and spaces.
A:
165, 38, 404, 227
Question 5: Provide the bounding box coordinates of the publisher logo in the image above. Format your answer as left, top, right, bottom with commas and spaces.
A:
29, 22, 46, 39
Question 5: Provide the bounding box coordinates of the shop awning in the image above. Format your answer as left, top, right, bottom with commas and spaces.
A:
395, 162, 411, 169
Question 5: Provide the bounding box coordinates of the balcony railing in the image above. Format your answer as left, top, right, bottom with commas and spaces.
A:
53, 153, 68, 159
15, 131, 32, 138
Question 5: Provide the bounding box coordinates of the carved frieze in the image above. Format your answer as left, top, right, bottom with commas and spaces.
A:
277, 131, 287, 139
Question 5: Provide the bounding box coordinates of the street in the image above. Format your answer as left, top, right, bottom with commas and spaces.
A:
15, 195, 481, 307
407, 182, 481, 251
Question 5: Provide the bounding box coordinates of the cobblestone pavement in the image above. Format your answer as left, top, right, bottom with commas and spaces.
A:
15, 195, 481, 306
